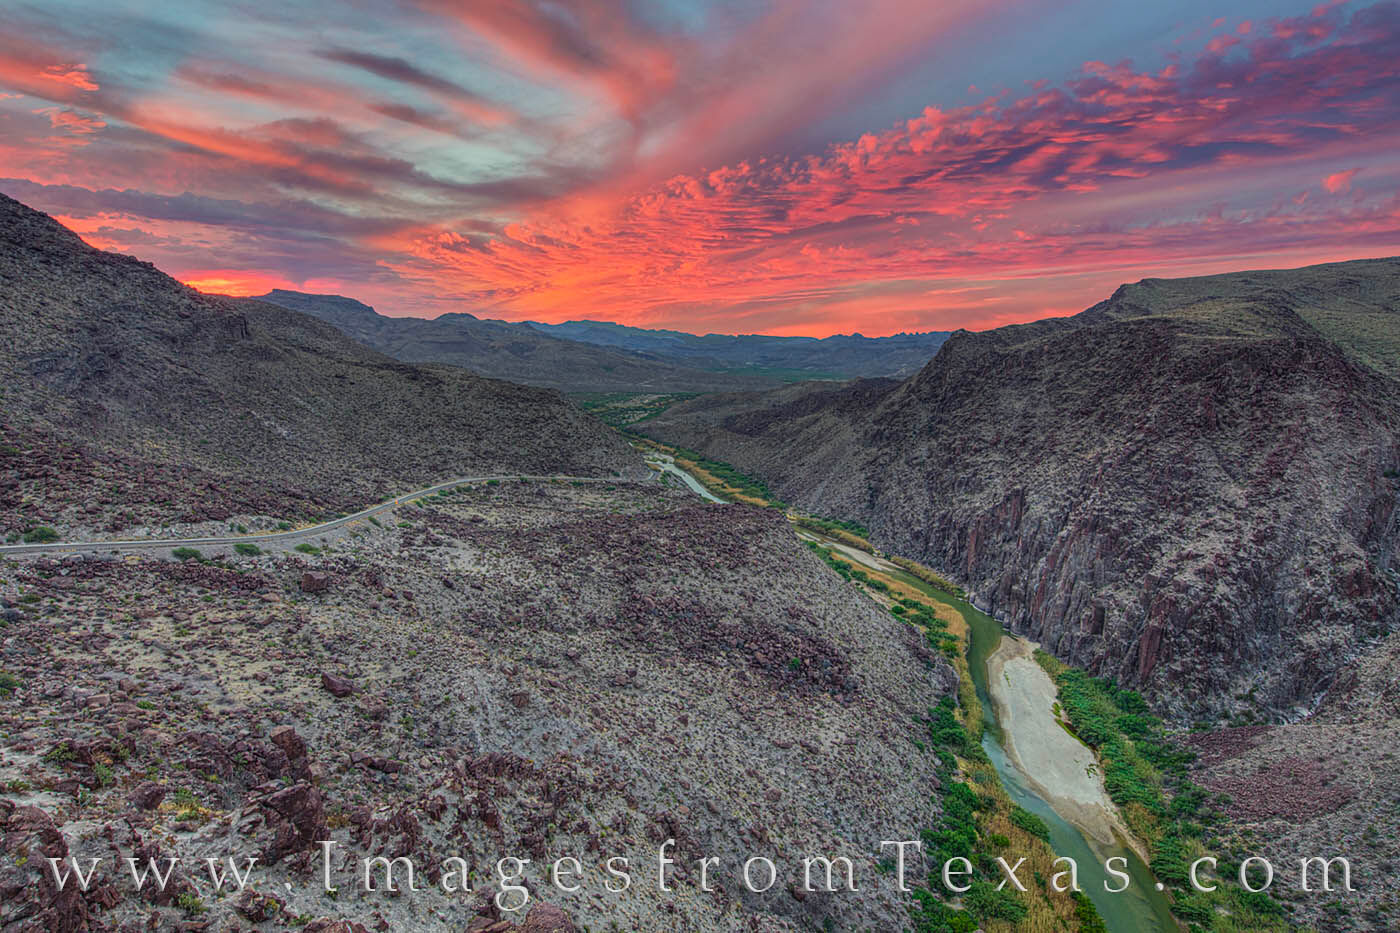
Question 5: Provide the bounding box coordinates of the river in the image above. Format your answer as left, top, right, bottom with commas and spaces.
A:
933, 588, 1180, 932
645, 453, 727, 503
657, 460, 1179, 930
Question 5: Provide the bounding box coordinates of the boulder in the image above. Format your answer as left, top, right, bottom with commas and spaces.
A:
521, 904, 578, 933
321, 672, 355, 697
128, 781, 167, 810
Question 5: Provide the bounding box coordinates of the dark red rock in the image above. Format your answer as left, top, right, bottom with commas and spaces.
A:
269, 725, 307, 762
300, 571, 330, 594
257, 782, 326, 863
234, 888, 287, 923
321, 672, 355, 697
520, 904, 578, 933
128, 781, 167, 810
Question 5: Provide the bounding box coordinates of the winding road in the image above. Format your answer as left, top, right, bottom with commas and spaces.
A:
0, 474, 636, 559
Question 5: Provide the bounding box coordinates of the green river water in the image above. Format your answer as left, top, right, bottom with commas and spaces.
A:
928, 586, 1182, 932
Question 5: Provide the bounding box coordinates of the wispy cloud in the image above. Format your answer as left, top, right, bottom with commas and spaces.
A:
0, 0, 1396, 333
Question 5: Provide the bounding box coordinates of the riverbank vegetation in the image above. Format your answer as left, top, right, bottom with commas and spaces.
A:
1034, 651, 1299, 932
888, 553, 965, 598
574, 392, 696, 429
792, 515, 874, 550
670, 447, 785, 506
625, 432, 1295, 931
803, 539, 1095, 932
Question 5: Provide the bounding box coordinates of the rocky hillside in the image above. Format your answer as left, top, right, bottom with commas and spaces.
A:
644, 259, 1400, 719
255, 290, 775, 394
0, 479, 953, 932
0, 194, 636, 536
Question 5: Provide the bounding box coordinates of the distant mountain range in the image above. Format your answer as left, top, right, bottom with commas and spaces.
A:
256, 290, 949, 393
526, 318, 950, 379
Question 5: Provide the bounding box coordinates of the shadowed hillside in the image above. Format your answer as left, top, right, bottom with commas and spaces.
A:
0, 194, 636, 536
644, 258, 1400, 720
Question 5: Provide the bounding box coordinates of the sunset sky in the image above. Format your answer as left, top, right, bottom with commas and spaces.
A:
2, 0, 1398, 336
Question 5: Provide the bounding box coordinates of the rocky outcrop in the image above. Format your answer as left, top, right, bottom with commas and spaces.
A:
0, 800, 108, 932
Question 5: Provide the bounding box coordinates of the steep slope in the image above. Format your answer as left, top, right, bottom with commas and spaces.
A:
0, 479, 954, 932
256, 290, 776, 393
0, 194, 635, 535
529, 318, 950, 378
644, 258, 1400, 718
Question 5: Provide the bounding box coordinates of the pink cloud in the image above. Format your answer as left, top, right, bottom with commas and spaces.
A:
40, 107, 105, 134
1323, 168, 1359, 193
377, 1, 1400, 331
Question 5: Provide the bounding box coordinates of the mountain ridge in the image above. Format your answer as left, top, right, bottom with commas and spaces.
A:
0, 193, 636, 536
256, 289, 952, 390
254, 289, 778, 393
642, 256, 1400, 720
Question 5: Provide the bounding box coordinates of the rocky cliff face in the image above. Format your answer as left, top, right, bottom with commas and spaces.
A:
0, 194, 636, 535
645, 259, 1400, 719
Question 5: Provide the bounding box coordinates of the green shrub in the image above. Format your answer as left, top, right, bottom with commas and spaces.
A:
1009, 805, 1051, 841
175, 892, 206, 915
928, 696, 971, 755
43, 741, 76, 764
794, 515, 870, 539
0, 672, 21, 695
233, 542, 262, 556
1149, 830, 1191, 886
909, 889, 979, 933
963, 881, 1028, 923
1072, 892, 1109, 933
171, 547, 202, 561
294, 543, 320, 555
1170, 894, 1214, 924
22, 526, 59, 544
909, 888, 979, 933
1114, 712, 1158, 737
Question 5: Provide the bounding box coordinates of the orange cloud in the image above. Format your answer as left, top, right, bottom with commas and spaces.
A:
0, 39, 98, 103
379, 3, 1400, 332
41, 63, 98, 91
180, 269, 296, 296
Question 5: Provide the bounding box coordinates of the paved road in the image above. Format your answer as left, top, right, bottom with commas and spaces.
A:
0, 474, 631, 558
